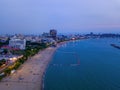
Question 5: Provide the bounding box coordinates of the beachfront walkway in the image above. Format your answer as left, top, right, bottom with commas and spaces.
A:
0, 47, 57, 90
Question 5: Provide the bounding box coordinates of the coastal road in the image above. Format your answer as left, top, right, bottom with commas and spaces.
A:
0, 47, 58, 90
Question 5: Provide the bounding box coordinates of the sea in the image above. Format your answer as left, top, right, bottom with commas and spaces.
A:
44, 38, 120, 90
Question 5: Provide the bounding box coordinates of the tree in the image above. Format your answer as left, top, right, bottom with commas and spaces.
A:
4, 68, 11, 75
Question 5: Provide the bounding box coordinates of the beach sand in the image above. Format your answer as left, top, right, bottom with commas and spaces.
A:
0, 44, 61, 90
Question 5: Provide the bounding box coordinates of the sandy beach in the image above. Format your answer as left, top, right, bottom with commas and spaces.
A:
0, 44, 61, 90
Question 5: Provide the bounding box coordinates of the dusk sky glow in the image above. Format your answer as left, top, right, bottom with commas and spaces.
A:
0, 0, 120, 34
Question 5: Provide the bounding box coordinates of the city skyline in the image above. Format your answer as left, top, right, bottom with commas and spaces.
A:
1, 0, 120, 34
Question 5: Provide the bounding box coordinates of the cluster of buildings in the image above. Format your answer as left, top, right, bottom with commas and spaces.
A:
0, 30, 56, 53
0, 29, 88, 52
1, 32, 119, 53
0, 29, 57, 50
0, 29, 58, 69
0, 29, 88, 55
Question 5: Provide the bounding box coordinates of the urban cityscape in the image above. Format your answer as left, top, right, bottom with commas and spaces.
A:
0, 29, 120, 90
1, 0, 120, 90
0, 30, 120, 78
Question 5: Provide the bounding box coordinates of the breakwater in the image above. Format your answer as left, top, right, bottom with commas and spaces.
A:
110, 44, 120, 49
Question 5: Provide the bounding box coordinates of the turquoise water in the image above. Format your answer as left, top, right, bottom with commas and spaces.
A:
44, 38, 120, 90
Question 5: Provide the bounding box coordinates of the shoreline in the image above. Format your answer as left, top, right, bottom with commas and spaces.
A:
41, 41, 68, 90
41, 47, 58, 90
0, 42, 67, 90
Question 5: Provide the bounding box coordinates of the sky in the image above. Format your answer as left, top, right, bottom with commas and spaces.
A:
0, 0, 120, 34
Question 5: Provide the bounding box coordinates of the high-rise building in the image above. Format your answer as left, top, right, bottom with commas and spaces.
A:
50, 29, 57, 40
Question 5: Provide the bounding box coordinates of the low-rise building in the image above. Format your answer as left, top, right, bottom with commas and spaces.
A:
9, 38, 26, 50
0, 36, 8, 43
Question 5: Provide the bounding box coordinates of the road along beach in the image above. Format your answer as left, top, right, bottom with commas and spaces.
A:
0, 42, 66, 90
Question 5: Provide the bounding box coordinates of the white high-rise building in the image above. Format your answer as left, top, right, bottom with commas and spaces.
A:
9, 39, 26, 50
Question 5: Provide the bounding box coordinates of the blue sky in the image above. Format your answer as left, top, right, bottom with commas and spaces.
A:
0, 0, 120, 34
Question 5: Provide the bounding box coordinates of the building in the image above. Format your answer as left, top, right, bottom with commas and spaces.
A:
41, 38, 56, 44
9, 39, 26, 50
42, 32, 50, 38
50, 29, 57, 40
0, 36, 8, 43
